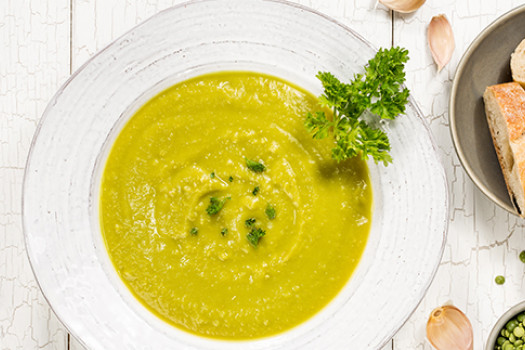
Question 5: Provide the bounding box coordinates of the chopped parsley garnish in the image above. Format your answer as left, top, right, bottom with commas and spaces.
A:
252, 186, 260, 196
247, 227, 266, 248
245, 158, 266, 173
265, 204, 276, 220
210, 172, 215, 179
206, 196, 228, 215
305, 47, 409, 165
228, 176, 234, 182
245, 218, 256, 228
221, 228, 228, 236
190, 227, 199, 235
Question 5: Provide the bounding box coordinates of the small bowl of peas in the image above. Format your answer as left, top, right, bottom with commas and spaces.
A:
486, 301, 525, 350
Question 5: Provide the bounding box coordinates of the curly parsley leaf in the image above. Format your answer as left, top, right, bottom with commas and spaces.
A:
306, 47, 409, 165
304, 111, 333, 140
331, 118, 392, 165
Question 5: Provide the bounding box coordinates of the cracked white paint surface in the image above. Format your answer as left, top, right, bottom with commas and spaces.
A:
1, 1, 70, 349
394, 1, 525, 349
3, 0, 525, 349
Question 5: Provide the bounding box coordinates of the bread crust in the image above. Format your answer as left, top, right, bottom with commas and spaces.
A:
487, 83, 525, 141
483, 82, 525, 215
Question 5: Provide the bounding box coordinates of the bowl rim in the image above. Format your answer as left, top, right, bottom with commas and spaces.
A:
485, 300, 525, 350
449, 3, 525, 217
22, 0, 449, 348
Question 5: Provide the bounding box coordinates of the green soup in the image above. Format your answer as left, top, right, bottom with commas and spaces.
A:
100, 71, 372, 339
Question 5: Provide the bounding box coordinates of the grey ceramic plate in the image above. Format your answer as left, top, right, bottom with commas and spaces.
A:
450, 4, 525, 216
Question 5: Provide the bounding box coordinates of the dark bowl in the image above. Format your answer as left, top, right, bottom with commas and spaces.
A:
450, 4, 525, 216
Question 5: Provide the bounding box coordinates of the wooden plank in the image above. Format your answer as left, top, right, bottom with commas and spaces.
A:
392, 1, 525, 349
0, 0, 70, 349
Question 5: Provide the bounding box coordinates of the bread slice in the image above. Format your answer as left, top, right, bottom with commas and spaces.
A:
483, 82, 525, 215
511, 38, 525, 87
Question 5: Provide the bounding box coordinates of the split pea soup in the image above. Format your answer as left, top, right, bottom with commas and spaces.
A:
99, 71, 372, 339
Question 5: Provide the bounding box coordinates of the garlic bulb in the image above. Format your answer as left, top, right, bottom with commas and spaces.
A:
426, 305, 473, 350
378, 0, 426, 13
428, 14, 455, 72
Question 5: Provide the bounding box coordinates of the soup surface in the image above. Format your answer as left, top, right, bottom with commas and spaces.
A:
100, 71, 372, 339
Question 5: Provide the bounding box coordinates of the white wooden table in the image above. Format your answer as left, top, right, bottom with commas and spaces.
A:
3, 0, 525, 349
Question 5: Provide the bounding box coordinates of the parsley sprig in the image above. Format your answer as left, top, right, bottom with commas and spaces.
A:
305, 47, 410, 165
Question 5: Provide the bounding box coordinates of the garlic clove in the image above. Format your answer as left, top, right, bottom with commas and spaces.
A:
428, 14, 455, 72
378, 0, 426, 13
426, 305, 473, 350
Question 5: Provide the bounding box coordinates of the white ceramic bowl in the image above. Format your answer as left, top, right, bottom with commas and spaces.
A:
23, 0, 449, 349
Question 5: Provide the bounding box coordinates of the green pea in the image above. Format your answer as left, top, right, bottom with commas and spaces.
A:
520, 250, 525, 263
515, 327, 525, 338
510, 334, 517, 343
518, 314, 525, 323
508, 320, 519, 332
503, 342, 515, 350
496, 275, 506, 285
500, 336, 509, 345
516, 340, 524, 346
